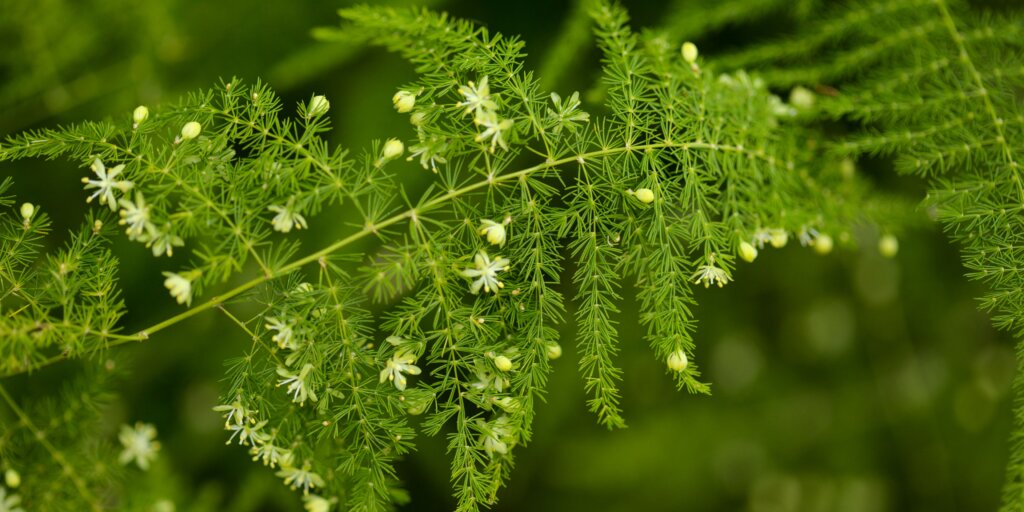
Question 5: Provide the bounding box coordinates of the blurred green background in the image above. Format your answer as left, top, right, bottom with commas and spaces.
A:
0, 0, 1015, 510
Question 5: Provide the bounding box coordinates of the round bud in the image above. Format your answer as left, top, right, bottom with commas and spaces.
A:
494, 355, 513, 372
635, 188, 655, 204
546, 342, 562, 360
667, 350, 688, 372
789, 86, 816, 110
20, 202, 35, 221
681, 42, 699, 64
393, 90, 416, 113
5, 468, 20, 488
879, 234, 899, 258
410, 111, 426, 126
769, 229, 788, 248
383, 138, 405, 160
813, 234, 834, 255
181, 121, 202, 140
133, 105, 149, 125
308, 95, 330, 118
739, 241, 758, 263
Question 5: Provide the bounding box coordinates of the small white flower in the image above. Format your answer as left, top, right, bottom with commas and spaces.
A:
667, 350, 688, 372
407, 137, 448, 172
82, 158, 133, 211
265, 317, 298, 350
227, 419, 269, 446
798, 225, 820, 247
379, 352, 422, 391
119, 192, 155, 241
307, 95, 330, 118
382, 138, 405, 160
0, 487, 24, 512
460, 250, 510, 294
181, 121, 202, 140
277, 461, 325, 495
163, 272, 193, 306
268, 198, 307, 233
479, 416, 514, 458
277, 364, 318, 405
251, 441, 291, 468
478, 219, 507, 246
475, 111, 514, 153
471, 361, 509, 393
457, 76, 498, 118
691, 263, 731, 288
147, 227, 184, 257
393, 90, 416, 113
118, 422, 161, 470
212, 397, 251, 428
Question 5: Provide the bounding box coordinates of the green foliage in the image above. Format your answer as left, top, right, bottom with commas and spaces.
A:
2, 0, 1021, 510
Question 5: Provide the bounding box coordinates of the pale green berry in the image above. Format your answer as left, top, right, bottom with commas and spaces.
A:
494, 355, 513, 372
133, 105, 149, 125
769, 229, 788, 248
5, 468, 20, 488
739, 241, 758, 263
546, 342, 562, 360
879, 234, 899, 258
789, 86, 816, 110
681, 42, 699, 64
181, 121, 202, 140
393, 90, 416, 113
635, 188, 655, 204
20, 202, 34, 221
383, 138, 405, 160
308, 95, 330, 118
667, 350, 688, 372
813, 234, 834, 255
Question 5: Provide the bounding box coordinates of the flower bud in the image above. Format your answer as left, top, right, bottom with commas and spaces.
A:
308, 95, 330, 118
813, 234, 834, 255
5, 468, 20, 488
739, 241, 758, 263
681, 42, 699, 64
879, 234, 899, 258
383, 138, 405, 160
410, 111, 426, 126
479, 219, 507, 246
393, 90, 416, 113
667, 350, 688, 372
546, 342, 562, 360
634, 188, 655, 204
789, 86, 816, 110
20, 202, 34, 221
494, 355, 513, 372
769, 229, 788, 248
181, 121, 202, 140
133, 105, 149, 125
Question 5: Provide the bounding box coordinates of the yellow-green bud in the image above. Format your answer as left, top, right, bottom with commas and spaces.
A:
681, 42, 699, 64
546, 342, 562, 360
20, 202, 34, 221
479, 219, 507, 246
133, 105, 149, 125
393, 90, 416, 113
383, 138, 405, 160
410, 111, 426, 126
5, 468, 20, 488
494, 355, 513, 372
879, 234, 899, 258
667, 350, 688, 372
181, 121, 202, 140
308, 95, 330, 118
635, 188, 655, 204
739, 241, 758, 263
813, 234, 834, 255
789, 86, 816, 110
769, 229, 788, 248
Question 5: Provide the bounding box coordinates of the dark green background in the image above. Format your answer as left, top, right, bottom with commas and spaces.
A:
1, 0, 1014, 510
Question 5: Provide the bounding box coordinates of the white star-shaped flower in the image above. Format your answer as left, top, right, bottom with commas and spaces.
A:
379, 352, 422, 391
460, 250, 510, 294
118, 422, 161, 470
82, 158, 133, 210
277, 364, 318, 405
457, 76, 498, 118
